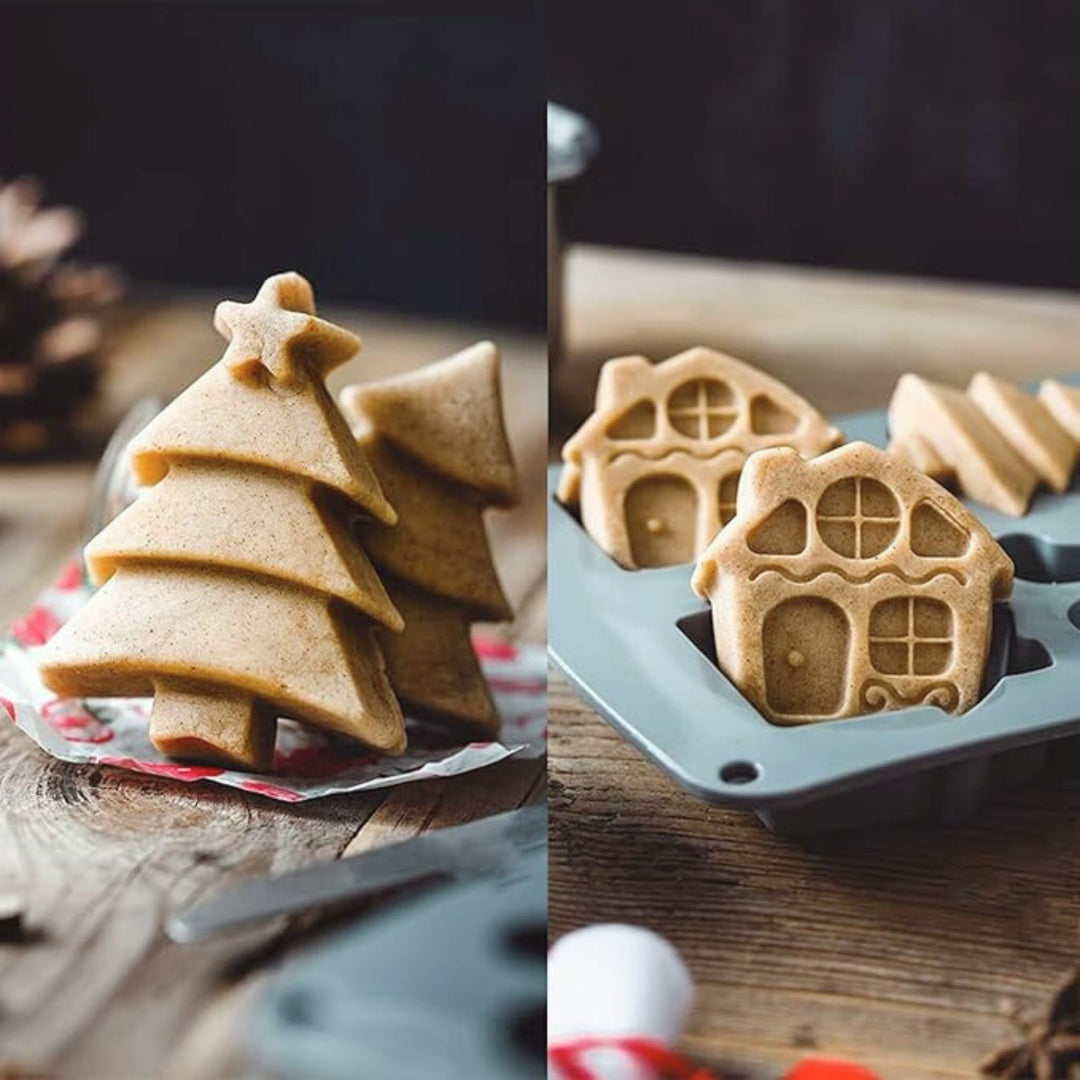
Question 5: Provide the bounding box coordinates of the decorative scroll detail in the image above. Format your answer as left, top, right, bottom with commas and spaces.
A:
860, 678, 959, 713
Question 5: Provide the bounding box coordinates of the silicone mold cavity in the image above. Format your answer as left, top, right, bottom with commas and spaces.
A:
678, 601, 1048, 725
999, 532, 1080, 583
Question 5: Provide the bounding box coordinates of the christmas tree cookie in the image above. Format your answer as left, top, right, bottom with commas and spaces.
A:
340, 341, 517, 738
888, 372, 1080, 515
38, 272, 406, 771
1038, 379, 1080, 443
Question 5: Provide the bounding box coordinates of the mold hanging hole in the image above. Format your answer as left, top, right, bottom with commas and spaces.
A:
277, 989, 316, 1027
998, 533, 1080, 583
606, 398, 656, 440
749, 394, 798, 435
719, 761, 760, 784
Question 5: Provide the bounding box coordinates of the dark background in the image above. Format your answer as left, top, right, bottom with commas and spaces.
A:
550, 0, 1080, 291
0, 2, 544, 328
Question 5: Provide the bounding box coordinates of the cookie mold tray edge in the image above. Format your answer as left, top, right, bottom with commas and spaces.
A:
548, 399, 1080, 833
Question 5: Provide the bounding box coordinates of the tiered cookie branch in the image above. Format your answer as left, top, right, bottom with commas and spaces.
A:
340, 342, 517, 738
38, 272, 405, 771
889, 373, 1080, 516
0, 177, 122, 453
559, 347, 842, 568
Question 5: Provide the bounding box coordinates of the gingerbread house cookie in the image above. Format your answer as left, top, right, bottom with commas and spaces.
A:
559, 347, 842, 569
692, 442, 1013, 725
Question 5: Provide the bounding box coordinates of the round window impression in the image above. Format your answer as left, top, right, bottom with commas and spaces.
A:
815, 477, 900, 559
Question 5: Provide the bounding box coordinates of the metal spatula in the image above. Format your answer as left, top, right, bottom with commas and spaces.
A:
167, 804, 546, 943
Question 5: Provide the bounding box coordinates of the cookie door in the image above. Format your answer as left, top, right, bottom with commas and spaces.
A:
762, 596, 849, 719
624, 474, 698, 567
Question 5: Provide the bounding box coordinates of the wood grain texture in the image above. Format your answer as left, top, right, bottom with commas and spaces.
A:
549, 630, 1080, 1078
0, 740, 384, 1077
0, 295, 546, 1078
550, 249, 1080, 1078
554, 244, 1080, 436
344, 757, 546, 859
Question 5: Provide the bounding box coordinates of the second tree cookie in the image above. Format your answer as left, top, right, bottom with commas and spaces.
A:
340, 341, 518, 739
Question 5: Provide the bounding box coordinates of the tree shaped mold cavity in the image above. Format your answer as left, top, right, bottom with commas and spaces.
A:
816, 476, 900, 559
605, 399, 656, 440
624, 474, 698, 567
998, 533, 1080, 583
763, 597, 850, 717
747, 499, 807, 555
749, 393, 799, 435
666, 378, 738, 439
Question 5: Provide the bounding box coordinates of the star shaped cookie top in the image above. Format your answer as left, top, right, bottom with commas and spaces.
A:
213, 271, 360, 385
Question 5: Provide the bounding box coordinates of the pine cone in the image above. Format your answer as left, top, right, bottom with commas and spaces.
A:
0, 178, 122, 454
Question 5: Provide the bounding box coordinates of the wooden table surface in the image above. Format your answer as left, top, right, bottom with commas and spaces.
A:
549, 245, 1080, 1079
0, 293, 546, 1079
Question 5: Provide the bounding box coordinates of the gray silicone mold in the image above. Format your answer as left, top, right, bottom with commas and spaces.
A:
248, 845, 546, 1080
549, 394, 1080, 833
